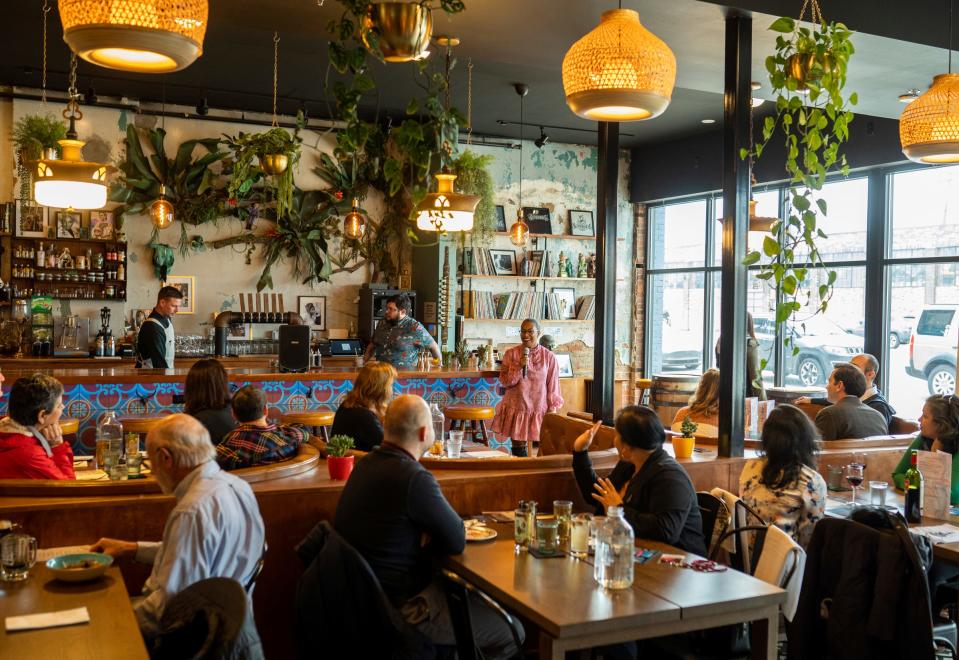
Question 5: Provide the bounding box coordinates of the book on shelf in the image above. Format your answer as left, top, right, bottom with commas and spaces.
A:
575, 294, 596, 320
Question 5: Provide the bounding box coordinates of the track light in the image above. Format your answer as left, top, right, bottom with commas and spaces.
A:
534, 126, 549, 149
196, 97, 209, 116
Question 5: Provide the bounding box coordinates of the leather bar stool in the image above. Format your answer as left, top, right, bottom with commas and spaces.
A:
119, 415, 168, 436
280, 410, 336, 443
59, 418, 80, 437
636, 378, 652, 406
444, 405, 495, 446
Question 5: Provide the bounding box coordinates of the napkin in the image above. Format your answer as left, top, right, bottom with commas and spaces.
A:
6, 607, 90, 632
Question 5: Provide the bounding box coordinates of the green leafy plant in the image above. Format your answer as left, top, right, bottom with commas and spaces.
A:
452, 150, 496, 245
681, 416, 698, 439
223, 124, 302, 221
454, 339, 470, 366
327, 434, 355, 457
12, 113, 67, 160
744, 15, 856, 348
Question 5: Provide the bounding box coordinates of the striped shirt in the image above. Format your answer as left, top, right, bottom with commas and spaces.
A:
215, 422, 306, 470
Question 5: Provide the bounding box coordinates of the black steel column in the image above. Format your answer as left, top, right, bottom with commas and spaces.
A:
718, 14, 751, 457
864, 168, 889, 391
592, 121, 619, 425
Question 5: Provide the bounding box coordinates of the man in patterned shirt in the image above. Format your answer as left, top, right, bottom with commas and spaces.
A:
216, 385, 306, 470
364, 294, 440, 369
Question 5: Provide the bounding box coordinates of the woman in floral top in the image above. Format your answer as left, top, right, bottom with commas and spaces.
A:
739, 403, 826, 548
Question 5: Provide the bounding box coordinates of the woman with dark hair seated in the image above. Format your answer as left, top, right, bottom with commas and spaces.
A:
893, 394, 959, 505
183, 358, 236, 444
572, 405, 706, 555
739, 403, 826, 547
0, 373, 74, 480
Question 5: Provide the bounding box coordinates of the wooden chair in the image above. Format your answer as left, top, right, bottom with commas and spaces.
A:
280, 410, 336, 443
444, 405, 495, 446
119, 415, 169, 436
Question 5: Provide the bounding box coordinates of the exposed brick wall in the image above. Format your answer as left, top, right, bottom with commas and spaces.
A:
631, 203, 647, 401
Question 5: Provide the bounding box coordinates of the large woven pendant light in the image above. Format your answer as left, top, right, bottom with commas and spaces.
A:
901, 0, 959, 163
32, 55, 113, 210
562, 8, 676, 121
58, 0, 208, 73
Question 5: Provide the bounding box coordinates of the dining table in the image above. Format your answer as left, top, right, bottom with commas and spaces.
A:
0, 562, 148, 659
446, 521, 785, 659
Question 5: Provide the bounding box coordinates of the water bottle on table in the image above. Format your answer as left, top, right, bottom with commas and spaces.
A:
430, 403, 445, 452
593, 506, 634, 589
96, 411, 124, 471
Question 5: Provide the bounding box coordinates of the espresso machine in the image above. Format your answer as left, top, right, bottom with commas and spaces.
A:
54, 314, 90, 357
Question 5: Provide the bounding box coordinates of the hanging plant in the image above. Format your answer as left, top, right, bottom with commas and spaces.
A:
744, 8, 856, 346
11, 113, 68, 204
223, 122, 302, 221
452, 150, 496, 245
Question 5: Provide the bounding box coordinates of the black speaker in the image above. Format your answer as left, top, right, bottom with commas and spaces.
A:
279, 325, 311, 373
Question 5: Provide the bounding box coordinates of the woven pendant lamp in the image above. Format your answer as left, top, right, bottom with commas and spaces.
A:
562, 8, 676, 121
58, 0, 208, 73
900, 74, 959, 164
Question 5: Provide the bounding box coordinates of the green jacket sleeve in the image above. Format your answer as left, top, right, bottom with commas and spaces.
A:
952, 454, 959, 506
892, 437, 923, 491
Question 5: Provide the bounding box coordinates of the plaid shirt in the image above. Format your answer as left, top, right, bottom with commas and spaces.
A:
216, 422, 306, 470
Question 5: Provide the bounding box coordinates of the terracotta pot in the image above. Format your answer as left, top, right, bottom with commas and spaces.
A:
259, 153, 289, 175
363, 2, 432, 62
672, 436, 695, 460
327, 454, 354, 481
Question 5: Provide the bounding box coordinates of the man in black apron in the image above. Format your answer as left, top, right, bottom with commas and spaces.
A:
136, 286, 183, 369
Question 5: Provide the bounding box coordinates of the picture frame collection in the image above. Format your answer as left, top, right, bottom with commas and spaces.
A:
9, 203, 118, 241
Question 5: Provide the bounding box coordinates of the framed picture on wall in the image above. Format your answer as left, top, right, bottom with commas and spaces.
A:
522, 207, 552, 234
569, 210, 595, 237
489, 249, 517, 276
299, 296, 327, 330
16, 203, 48, 238
551, 287, 577, 319
164, 275, 195, 314
227, 322, 253, 341
554, 352, 574, 378
494, 205, 507, 232
90, 210, 115, 240
55, 210, 83, 239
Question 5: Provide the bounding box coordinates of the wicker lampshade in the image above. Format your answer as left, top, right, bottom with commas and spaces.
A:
58, 0, 208, 73
900, 73, 959, 163
414, 173, 478, 232
562, 8, 676, 121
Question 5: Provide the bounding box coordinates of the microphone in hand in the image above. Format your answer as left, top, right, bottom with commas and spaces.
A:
522, 347, 530, 378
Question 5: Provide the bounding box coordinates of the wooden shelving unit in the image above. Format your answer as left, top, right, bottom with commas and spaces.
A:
9, 236, 128, 302
464, 318, 594, 324
491, 232, 626, 242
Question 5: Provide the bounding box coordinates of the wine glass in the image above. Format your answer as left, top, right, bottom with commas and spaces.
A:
846, 463, 865, 507
852, 452, 867, 472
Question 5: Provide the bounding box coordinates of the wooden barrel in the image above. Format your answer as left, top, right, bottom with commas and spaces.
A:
650, 373, 702, 427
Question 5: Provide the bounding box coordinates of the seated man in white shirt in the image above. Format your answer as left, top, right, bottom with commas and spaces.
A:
91, 413, 266, 645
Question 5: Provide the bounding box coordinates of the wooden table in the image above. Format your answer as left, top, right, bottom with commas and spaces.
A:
0, 564, 148, 659
447, 525, 785, 659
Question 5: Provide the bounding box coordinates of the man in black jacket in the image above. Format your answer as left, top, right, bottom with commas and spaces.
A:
334, 394, 522, 659
797, 353, 896, 430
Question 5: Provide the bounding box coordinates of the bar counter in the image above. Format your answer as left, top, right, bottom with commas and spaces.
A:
0, 359, 503, 452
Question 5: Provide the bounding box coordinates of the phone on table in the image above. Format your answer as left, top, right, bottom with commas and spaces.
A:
634, 548, 662, 564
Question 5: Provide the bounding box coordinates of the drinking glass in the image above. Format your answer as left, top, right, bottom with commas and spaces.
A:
1, 532, 36, 581
127, 454, 143, 477
570, 513, 592, 558
852, 452, 867, 473
553, 500, 573, 547
514, 508, 530, 552
846, 463, 864, 507
869, 480, 888, 506
125, 432, 140, 458
108, 462, 127, 481
447, 431, 464, 459
535, 519, 559, 554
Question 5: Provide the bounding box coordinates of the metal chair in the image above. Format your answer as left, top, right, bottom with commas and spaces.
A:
696, 491, 729, 558
440, 569, 524, 660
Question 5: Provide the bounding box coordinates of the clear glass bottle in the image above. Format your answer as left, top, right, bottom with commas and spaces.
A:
96, 411, 124, 469
429, 402, 445, 447
593, 506, 634, 589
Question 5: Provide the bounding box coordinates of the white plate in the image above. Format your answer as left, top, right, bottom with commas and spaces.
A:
464, 521, 498, 543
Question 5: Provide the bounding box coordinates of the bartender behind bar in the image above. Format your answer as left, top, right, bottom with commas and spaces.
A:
136, 286, 183, 368
364, 293, 439, 369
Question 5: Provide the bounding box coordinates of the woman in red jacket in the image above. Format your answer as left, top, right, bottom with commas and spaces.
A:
0, 373, 74, 480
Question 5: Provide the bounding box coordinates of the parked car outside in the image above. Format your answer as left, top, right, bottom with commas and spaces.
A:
906, 305, 958, 396
848, 315, 915, 349
753, 315, 863, 386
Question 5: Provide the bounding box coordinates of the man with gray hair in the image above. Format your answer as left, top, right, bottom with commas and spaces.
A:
92, 413, 265, 645
797, 352, 896, 430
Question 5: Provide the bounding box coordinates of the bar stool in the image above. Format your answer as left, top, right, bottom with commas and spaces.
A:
280, 410, 335, 443
119, 416, 169, 436
444, 405, 495, 446
59, 418, 80, 437
636, 378, 652, 407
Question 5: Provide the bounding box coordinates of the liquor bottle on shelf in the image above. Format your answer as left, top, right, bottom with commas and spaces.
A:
36, 242, 44, 268
904, 449, 923, 524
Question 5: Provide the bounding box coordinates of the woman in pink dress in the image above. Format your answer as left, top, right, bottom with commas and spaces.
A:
492, 319, 564, 456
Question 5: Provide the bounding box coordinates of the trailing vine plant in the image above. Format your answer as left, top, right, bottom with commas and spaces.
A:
743, 7, 856, 351
223, 118, 303, 221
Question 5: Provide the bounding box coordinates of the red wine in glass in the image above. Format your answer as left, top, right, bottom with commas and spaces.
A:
846, 474, 864, 488
846, 463, 865, 507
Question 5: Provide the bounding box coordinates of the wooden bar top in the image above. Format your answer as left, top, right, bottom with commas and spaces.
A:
0, 364, 500, 385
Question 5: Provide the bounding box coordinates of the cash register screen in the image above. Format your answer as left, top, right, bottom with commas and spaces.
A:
330, 339, 362, 355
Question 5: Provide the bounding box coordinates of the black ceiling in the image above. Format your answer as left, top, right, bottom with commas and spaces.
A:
1, 0, 955, 148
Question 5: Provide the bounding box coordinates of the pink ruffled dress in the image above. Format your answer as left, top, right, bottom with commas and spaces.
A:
492, 344, 564, 442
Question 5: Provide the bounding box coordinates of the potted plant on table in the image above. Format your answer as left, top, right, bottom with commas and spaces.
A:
673, 416, 697, 459
326, 434, 356, 481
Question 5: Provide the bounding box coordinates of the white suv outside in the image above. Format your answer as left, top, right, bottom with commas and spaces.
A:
906, 304, 958, 396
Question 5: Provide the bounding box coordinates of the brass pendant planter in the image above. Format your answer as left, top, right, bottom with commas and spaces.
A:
786, 52, 835, 92
363, 2, 433, 62
260, 153, 289, 175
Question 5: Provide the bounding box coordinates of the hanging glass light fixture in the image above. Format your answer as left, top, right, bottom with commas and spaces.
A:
562, 8, 676, 121
57, 0, 208, 73
901, 0, 959, 163
343, 198, 366, 239
508, 84, 529, 247
32, 55, 112, 210
150, 184, 174, 229
413, 36, 478, 233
